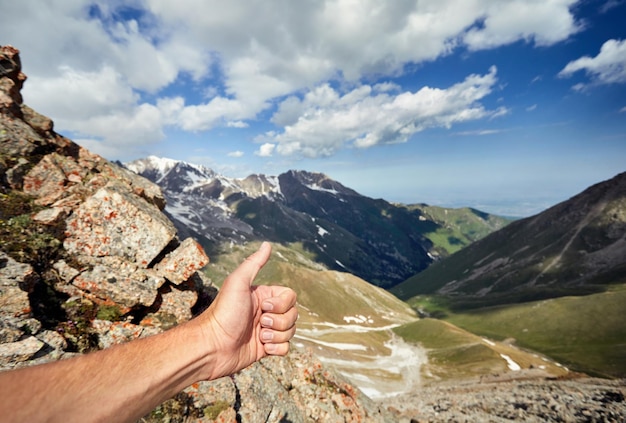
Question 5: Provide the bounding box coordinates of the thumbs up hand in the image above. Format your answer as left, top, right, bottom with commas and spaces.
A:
194, 242, 298, 380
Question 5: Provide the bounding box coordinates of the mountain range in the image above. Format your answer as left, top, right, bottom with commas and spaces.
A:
125, 156, 510, 288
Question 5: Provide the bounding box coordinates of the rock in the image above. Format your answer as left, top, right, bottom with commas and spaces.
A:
4, 157, 30, 189
0, 45, 26, 117
0, 336, 44, 367
0, 252, 38, 315
22, 153, 70, 206
35, 329, 67, 351
52, 260, 80, 284
385, 376, 626, 422
70, 256, 165, 311
20, 104, 53, 135
64, 180, 177, 267
32, 207, 67, 225
154, 237, 209, 285
234, 360, 307, 423
104, 163, 166, 210
140, 282, 198, 329
0, 320, 24, 344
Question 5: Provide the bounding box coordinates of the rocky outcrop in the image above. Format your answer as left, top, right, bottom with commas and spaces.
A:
387, 376, 626, 422
0, 45, 392, 421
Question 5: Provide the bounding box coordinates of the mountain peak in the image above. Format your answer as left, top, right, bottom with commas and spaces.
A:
283, 169, 359, 197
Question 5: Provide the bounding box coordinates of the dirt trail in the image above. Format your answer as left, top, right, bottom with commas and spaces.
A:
294, 325, 428, 399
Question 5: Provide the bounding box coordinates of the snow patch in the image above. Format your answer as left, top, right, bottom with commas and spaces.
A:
306, 183, 339, 195
500, 354, 521, 371
317, 225, 329, 237
343, 315, 374, 324
295, 334, 368, 351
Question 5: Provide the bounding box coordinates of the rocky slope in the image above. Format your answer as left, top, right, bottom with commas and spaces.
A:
0, 45, 393, 422
388, 375, 626, 422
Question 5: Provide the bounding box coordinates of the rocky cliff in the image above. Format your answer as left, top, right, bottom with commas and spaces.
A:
0, 45, 393, 422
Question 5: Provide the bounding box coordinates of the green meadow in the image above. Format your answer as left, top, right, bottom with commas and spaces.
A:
408, 284, 626, 378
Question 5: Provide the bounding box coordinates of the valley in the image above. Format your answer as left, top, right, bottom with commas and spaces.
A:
200, 242, 573, 400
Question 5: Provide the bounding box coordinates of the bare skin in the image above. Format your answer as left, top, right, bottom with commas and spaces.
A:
0, 242, 297, 423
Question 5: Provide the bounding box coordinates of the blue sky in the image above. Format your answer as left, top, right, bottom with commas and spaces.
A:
2, 0, 625, 216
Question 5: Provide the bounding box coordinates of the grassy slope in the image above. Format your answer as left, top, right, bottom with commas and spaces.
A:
203, 242, 582, 384
407, 284, 626, 378
202, 240, 418, 355
392, 318, 568, 383
404, 205, 511, 255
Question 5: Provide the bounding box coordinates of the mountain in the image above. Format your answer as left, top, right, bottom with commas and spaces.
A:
392, 171, 626, 308
126, 156, 509, 288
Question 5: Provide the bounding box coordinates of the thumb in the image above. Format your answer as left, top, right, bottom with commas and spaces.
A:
222, 242, 272, 292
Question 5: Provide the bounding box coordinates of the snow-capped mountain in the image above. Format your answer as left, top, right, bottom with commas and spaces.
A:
124, 156, 436, 287
125, 156, 272, 246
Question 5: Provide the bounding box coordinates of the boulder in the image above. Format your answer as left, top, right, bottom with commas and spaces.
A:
64, 180, 177, 266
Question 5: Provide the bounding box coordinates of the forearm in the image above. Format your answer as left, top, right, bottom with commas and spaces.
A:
0, 320, 212, 423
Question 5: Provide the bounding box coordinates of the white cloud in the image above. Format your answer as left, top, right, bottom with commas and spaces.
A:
22, 65, 137, 121
526, 104, 538, 112
559, 39, 626, 89
620, 106, 626, 113
456, 129, 502, 136
226, 121, 249, 128
1, 0, 582, 159
255, 67, 506, 158
228, 150, 244, 158
256, 143, 276, 157
463, 0, 582, 50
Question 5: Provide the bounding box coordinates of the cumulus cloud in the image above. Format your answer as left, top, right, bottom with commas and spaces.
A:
463, 0, 581, 50
228, 150, 245, 158
0, 0, 582, 159
256, 67, 506, 158
559, 39, 626, 89
256, 143, 276, 157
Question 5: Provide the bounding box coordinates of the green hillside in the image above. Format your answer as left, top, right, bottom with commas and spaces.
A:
403, 204, 512, 255
393, 318, 568, 382
407, 284, 626, 378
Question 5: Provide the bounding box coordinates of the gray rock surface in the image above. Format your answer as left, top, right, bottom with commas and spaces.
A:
386, 376, 626, 422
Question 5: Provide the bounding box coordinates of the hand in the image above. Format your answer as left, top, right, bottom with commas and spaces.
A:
196, 242, 298, 380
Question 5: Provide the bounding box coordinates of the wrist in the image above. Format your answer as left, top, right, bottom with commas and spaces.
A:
172, 316, 219, 383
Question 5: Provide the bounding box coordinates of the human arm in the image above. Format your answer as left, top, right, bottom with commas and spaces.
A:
0, 241, 297, 423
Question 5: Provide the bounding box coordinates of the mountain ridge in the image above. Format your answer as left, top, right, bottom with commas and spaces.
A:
126, 156, 511, 288
392, 170, 626, 307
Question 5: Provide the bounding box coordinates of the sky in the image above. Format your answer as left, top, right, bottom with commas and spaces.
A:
1, 0, 625, 217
